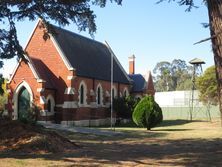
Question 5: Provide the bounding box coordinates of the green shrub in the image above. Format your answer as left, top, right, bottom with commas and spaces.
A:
18, 105, 38, 125
132, 96, 163, 130
113, 96, 139, 119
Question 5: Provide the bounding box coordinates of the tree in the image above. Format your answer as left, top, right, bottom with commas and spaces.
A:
158, 0, 222, 125
113, 96, 139, 120
0, 0, 122, 93
153, 59, 193, 91
0, 79, 7, 109
153, 61, 172, 91
132, 96, 163, 130
197, 66, 218, 105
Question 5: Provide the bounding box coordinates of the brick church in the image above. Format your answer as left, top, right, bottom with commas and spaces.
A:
6, 20, 155, 126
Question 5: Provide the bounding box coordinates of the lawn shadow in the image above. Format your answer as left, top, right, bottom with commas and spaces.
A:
152, 128, 191, 132
157, 119, 205, 127
1, 138, 222, 166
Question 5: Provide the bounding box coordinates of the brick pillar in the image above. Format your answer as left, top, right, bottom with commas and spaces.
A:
37, 79, 47, 117
62, 68, 77, 122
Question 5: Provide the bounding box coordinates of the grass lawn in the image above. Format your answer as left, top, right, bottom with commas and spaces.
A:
1, 119, 222, 166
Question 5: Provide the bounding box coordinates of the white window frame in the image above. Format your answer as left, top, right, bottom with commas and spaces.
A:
112, 85, 117, 99
123, 87, 129, 97
96, 83, 103, 106
13, 81, 33, 120
46, 94, 55, 116
78, 81, 88, 106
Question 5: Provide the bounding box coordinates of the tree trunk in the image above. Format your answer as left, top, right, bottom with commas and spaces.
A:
207, 0, 222, 125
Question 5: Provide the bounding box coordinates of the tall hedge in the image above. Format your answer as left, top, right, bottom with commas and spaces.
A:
132, 96, 163, 130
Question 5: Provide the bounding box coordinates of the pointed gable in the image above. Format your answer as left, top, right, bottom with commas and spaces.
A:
144, 71, 155, 96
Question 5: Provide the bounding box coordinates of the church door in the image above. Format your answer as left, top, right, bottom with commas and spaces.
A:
18, 87, 31, 120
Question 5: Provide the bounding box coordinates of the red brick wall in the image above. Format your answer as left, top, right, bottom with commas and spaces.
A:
25, 21, 70, 105
7, 20, 131, 122
7, 61, 39, 112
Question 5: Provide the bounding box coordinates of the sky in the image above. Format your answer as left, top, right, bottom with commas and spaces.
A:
1, 0, 213, 78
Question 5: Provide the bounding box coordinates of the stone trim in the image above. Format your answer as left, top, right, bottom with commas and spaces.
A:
37, 88, 45, 93
12, 81, 34, 120
64, 87, 75, 95
63, 101, 78, 108
40, 110, 54, 116
40, 96, 46, 104
67, 75, 76, 80
61, 118, 111, 127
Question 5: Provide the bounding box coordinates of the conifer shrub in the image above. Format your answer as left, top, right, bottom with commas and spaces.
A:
132, 96, 163, 130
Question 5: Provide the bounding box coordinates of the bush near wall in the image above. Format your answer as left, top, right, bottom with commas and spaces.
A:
113, 96, 139, 120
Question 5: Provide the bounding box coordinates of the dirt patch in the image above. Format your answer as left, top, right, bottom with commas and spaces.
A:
0, 119, 79, 154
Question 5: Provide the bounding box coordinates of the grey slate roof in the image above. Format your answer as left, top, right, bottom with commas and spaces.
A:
128, 74, 146, 92
51, 25, 130, 84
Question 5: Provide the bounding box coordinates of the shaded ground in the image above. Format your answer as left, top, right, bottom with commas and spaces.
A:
0, 119, 78, 154
0, 119, 222, 166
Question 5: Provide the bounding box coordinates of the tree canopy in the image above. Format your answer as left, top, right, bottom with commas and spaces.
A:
197, 65, 218, 105
0, 0, 122, 94
153, 59, 193, 91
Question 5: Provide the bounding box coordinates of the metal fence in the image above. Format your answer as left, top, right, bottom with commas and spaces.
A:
161, 105, 220, 120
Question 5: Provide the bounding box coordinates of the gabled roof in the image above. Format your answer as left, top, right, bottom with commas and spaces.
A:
7, 55, 43, 84
128, 74, 146, 92
50, 25, 130, 84
129, 71, 155, 95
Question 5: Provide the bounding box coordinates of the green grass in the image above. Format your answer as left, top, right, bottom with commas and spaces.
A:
1, 118, 222, 166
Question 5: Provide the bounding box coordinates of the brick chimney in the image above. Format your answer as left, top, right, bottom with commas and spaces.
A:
128, 55, 135, 74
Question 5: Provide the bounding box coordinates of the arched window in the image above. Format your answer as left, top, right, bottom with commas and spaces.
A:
97, 87, 101, 104
79, 81, 87, 105
96, 84, 103, 105
47, 99, 51, 112
111, 86, 117, 99
123, 88, 129, 97
46, 94, 55, 115
80, 84, 84, 104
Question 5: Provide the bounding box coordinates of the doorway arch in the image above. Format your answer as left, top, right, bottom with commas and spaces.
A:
13, 81, 33, 120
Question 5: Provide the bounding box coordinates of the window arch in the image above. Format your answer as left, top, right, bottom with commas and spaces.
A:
111, 86, 117, 99
123, 87, 129, 97
13, 81, 33, 120
79, 81, 87, 105
46, 94, 55, 114
96, 84, 103, 105
47, 99, 51, 112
